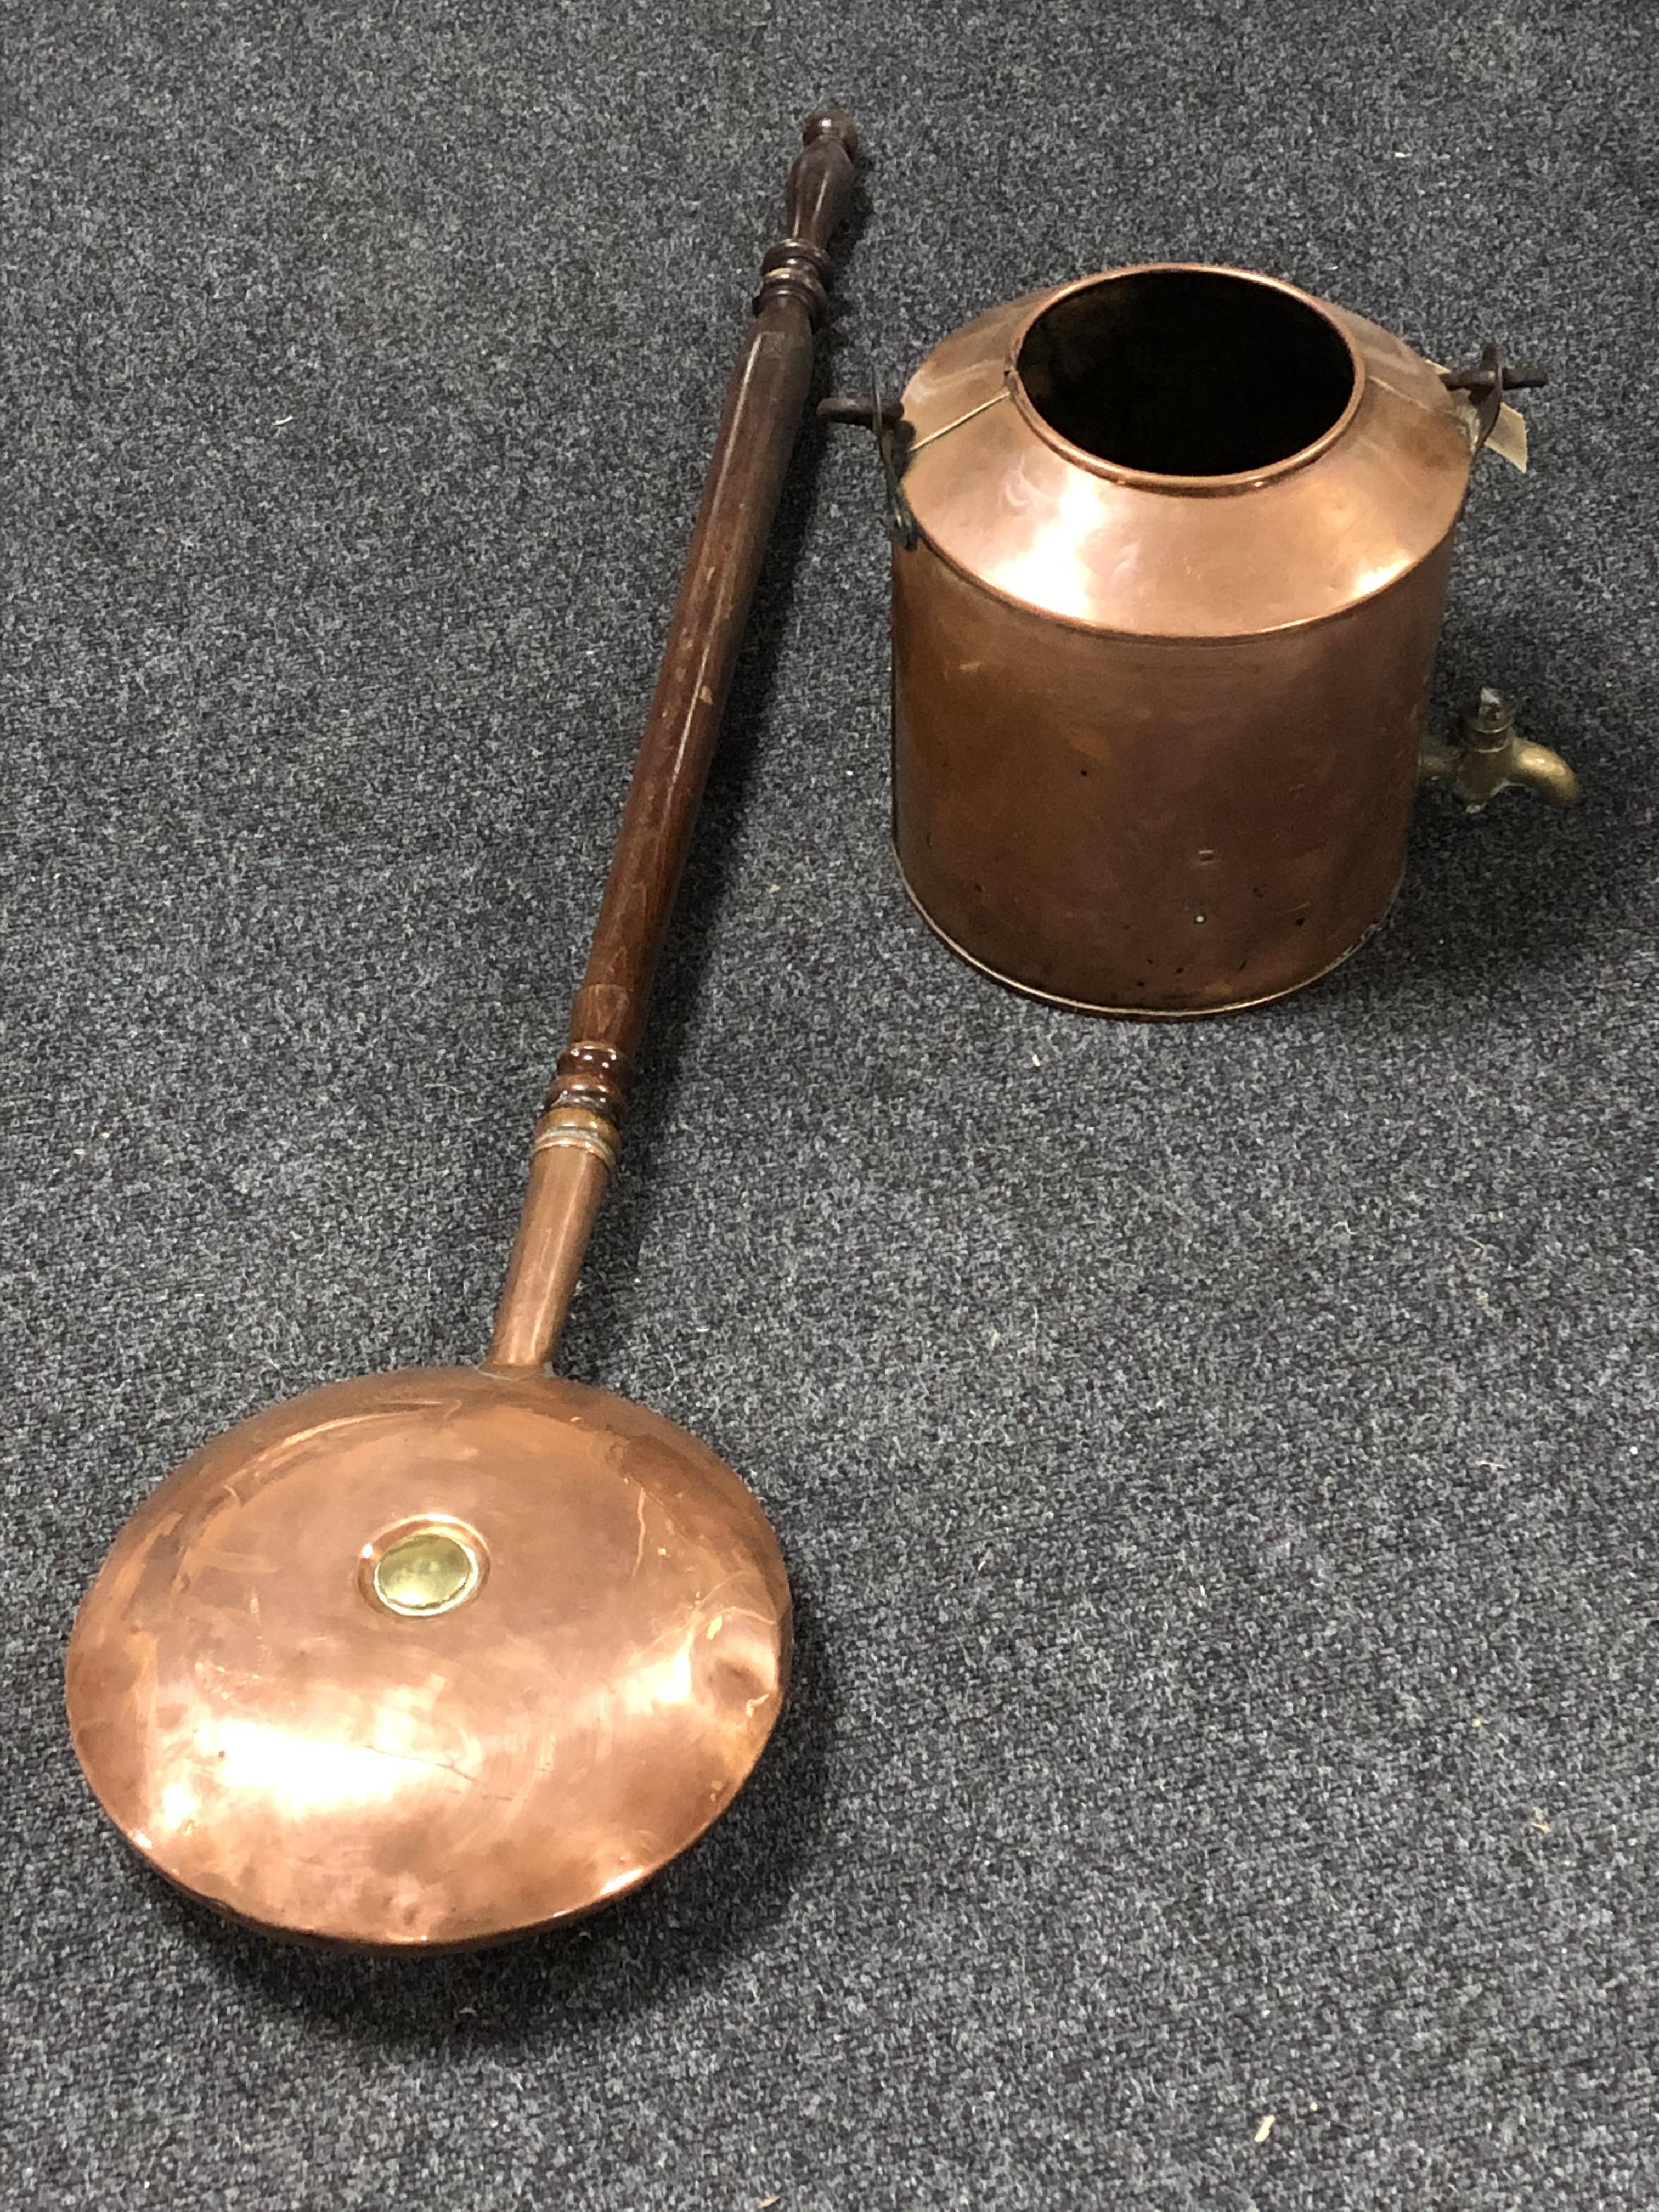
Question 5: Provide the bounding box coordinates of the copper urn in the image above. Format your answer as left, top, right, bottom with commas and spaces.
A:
876, 264, 1571, 1015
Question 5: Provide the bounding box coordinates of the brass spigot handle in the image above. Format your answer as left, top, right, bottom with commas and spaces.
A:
1418, 687, 1579, 812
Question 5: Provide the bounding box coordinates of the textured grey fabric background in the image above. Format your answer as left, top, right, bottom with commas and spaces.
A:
5, 3, 1656, 2207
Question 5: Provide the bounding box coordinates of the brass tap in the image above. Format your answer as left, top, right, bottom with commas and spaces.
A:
1418, 687, 1579, 812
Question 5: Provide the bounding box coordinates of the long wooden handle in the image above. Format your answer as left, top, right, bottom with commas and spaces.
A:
487, 107, 859, 1372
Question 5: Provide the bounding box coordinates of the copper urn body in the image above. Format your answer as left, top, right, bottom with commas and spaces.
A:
890, 264, 1493, 1015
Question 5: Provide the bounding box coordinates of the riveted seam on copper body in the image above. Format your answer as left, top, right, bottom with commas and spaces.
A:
904, 387, 1012, 459
901, 520, 1464, 646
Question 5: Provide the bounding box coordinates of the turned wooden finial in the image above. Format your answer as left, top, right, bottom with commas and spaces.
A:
754, 105, 860, 325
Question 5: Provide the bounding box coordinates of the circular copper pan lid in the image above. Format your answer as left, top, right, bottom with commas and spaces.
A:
65, 1366, 791, 1949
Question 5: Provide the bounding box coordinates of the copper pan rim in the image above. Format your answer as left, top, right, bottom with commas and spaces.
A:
93, 1829, 664, 1956
894, 850, 1400, 1018
1003, 263, 1370, 499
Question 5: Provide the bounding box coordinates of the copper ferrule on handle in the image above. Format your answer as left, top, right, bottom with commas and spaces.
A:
487, 108, 857, 1369
485, 1109, 619, 1371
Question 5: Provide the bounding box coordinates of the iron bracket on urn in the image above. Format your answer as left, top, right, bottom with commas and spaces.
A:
818, 372, 918, 546
1439, 343, 1549, 452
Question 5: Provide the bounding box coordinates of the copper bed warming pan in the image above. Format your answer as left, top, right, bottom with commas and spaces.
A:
825, 263, 1575, 1016
65, 110, 860, 1951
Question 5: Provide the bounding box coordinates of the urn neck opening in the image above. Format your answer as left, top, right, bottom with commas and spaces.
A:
1013, 267, 1363, 486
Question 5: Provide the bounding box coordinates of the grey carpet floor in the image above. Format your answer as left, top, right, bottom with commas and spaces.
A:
5, 4, 1656, 2207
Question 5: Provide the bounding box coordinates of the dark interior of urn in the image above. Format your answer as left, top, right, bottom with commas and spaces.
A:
1016, 268, 1357, 476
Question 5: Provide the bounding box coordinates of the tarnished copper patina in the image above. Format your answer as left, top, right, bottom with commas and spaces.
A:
876, 263, 1573, 1015
65, 107, 860, 1951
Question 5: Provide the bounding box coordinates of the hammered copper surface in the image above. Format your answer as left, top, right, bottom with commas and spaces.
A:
892, 265, 1480, 1015
66, 1368, 791, 1948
